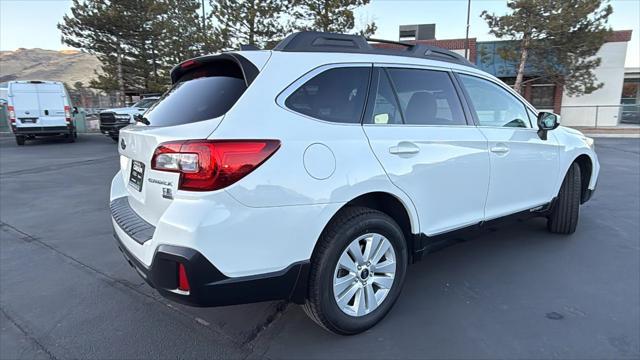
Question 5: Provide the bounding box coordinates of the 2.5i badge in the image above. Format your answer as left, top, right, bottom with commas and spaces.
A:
162, 187, 173, 200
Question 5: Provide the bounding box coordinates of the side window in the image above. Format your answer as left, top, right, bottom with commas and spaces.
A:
285, 67, 370, 124
385, 68, 466, 126
370, 70, 403, 124
458, 74, 531, 128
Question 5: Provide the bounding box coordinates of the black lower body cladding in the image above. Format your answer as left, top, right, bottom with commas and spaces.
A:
113, 230, 310, 307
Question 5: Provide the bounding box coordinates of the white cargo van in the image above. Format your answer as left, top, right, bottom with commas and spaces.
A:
7, 81, 77, 145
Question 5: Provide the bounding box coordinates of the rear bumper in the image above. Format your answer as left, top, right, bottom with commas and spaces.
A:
13, 126, 73, 135
113, 230, 309, 306
109, 169, 342, 306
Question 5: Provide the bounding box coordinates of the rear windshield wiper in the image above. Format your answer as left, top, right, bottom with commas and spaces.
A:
134, 114, 150, 125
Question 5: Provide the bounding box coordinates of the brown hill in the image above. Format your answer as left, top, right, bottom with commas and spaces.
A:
0, 48, 101, 85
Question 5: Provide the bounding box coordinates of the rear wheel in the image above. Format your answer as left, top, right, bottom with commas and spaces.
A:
547, 162, 581, 234
303, 207, 408, 335
15, 136, 25, 146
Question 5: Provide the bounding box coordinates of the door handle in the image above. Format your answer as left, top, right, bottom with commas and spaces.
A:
389, 142, 420, 155
490, 145, 510, 154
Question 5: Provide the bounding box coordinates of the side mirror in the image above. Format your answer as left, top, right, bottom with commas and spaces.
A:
72, 106, 79, 115
134, 113, 150, 125
537, 112, 560, 140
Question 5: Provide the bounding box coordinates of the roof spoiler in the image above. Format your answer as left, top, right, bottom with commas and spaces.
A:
169, 53, 260, 86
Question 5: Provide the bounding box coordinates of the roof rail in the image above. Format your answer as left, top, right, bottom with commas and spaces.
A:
365, 38, 415, 48
273, 31, 473, 67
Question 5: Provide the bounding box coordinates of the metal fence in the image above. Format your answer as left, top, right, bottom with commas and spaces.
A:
559, 104, 640, 128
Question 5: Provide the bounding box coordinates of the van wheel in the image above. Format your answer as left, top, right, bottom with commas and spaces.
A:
15, 136, 25, 146
302, 207, 408, 335
548, 163, 581, 234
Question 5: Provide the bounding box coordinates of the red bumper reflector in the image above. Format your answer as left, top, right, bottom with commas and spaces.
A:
178, 263, 190, 292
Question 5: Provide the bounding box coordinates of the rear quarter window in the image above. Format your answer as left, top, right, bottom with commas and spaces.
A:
284, 67, 370, 124
144, 60, 248, 127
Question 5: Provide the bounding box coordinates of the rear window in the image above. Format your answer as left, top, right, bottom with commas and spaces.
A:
285, 67, 370, 124
144, 61, 247, 127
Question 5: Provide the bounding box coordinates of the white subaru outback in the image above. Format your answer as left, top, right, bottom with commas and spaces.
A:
110, 32, 599, 335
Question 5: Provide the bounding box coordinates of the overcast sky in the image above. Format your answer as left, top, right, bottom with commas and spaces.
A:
1, 0, 638, 66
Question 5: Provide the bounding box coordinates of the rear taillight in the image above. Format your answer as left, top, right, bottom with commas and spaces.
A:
64, 105, 72, 125
8, 106, 15, 124
151, 140, 280, 191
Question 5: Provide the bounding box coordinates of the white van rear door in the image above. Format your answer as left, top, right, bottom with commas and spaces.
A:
11, 83, 40, 127
36, 83, 67, 127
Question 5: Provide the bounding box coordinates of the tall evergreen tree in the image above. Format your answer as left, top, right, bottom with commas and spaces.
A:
210, 0, 288, 49
161, 0, 209, 62
58, 0, 137, 103
291, 0, 375, 36
59, 0, 210, 99
482, 0, 613, 95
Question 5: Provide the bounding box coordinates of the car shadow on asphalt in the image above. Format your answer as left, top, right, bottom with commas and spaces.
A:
249, 214, 630, 359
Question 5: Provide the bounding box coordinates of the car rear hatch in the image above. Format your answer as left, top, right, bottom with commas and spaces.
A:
117, 53, 263, 225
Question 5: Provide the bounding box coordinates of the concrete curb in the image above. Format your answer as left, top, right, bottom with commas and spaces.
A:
589, 133, 640, 138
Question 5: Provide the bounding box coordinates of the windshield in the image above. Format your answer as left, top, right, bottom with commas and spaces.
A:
133, 98, 158, 108
143, 73, 247, 127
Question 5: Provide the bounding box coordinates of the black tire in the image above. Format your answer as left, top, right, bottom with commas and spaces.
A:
111, 136, 119, 143
547, 162, 581, 234
15, 136, 25, 146
302, 206, 408, 335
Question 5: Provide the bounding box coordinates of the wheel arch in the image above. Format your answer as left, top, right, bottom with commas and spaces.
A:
311, 191, 419, 263
573, 154, 593, 204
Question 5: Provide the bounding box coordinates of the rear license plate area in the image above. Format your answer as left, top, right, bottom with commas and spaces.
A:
129, 160, 145, 192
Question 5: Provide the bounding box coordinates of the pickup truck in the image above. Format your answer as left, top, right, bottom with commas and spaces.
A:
99, 97, 159, 142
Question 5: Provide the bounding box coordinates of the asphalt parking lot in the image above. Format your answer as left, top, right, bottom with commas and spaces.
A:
0, 134, 638, 359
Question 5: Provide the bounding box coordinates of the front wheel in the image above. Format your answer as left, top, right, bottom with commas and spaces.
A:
15, 136, 25, 146
302, 207, 408, 335
547, 162, 581, 234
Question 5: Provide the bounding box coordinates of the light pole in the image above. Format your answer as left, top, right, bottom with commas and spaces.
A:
464, 0, 471, 60
201, 0, 206, 34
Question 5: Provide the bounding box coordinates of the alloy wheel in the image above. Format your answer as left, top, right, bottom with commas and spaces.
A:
332, 233, 397, 317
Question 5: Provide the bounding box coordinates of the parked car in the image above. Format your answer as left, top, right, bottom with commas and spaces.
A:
110, 32, 599, 335
6, 80, 77, 145
99, 96, 159, 142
